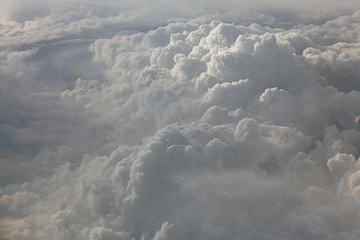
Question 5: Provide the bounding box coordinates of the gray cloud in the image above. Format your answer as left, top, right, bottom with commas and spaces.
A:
2, 2, 360, 240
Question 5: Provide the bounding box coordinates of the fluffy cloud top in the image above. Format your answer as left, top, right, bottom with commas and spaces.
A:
2, 2, 360, 240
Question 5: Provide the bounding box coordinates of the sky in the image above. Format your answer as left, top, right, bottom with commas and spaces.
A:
2, 0, 360, 239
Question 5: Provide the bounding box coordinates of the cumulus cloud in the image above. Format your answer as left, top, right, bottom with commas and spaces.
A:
2, 1, 360, 240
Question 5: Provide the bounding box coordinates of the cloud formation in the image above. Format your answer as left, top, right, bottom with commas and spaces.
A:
2, 1, 360, 240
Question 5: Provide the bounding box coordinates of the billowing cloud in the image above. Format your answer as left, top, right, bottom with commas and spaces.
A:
2, 1, 360, 240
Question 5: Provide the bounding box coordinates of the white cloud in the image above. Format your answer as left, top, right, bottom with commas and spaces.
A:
2, 2, 360, 240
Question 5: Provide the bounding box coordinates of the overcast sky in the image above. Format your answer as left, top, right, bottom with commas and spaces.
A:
2, 1, 360, 240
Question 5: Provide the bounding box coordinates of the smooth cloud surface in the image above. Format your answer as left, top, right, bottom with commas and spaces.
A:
2, 1, 360, 240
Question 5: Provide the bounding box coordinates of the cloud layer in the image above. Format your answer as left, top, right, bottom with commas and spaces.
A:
2, 2, 360, 240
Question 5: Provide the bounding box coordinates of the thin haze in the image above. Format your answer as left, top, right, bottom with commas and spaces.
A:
2, 1, 360, 240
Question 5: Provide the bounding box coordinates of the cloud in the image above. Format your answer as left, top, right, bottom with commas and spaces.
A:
2, 2, 360, 240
